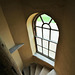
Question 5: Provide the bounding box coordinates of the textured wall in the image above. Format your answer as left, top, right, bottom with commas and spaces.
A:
55, 0, 75, 75
0, 6, 23, 71
1, 1, 33, 66
0, 6, 14, 49
1, 0, 75, 75
1, 0, 65, 67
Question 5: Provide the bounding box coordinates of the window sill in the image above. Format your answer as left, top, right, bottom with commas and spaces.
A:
33, 53, 55, 67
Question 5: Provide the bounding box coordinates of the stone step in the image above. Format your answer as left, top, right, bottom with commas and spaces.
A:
35, 64, 43, 75
39, 67, 50, 75
47, 69, 58, 75
30, 64, 36, 75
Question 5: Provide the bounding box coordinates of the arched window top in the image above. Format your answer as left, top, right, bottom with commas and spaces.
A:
33, 13, 59, 61
36, 14, 58, 30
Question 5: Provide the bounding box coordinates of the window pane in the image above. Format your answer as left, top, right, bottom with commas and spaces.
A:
36, 38, 41, 46
43, 48, 48, 56
43, 29, 49, 40
50, 20, 58, 30
36, 27, 42, 38
51, 30, 59, 43
49, 51, 55, 59
37, 46, 42, 53
41, 14, 51, 23
49, 42, 57, 52
50, 23, 58, 30
43, 24, 50, 28
36, 17, 43, 27
37, 17, 42, 21
34, 14, 59, 61
43, 40, 48, 49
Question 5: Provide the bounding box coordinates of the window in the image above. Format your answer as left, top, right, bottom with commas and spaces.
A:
33, 14, 59, 61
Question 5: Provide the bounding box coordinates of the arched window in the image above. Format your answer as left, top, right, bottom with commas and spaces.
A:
33, 14, 59, 61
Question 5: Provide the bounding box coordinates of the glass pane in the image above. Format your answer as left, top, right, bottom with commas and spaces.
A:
49, 51, 55, 59
41, 14, 51, 23
43, 24, 50, 28
43, 40, 48, 49
43, 29, 49, 40
37, 17, 42, 22
36, 27, 42, 38
36, 38, 41, 46
51, 30, 59, 43
43, 48, 48, 56
37, 46, 42, 53
36, 17, 43, 27
50, 20, 58, 30
51, 19, 55, 23
49, 42, 57, 52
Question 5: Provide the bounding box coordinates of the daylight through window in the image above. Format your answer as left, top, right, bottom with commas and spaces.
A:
33, 14, 59, 61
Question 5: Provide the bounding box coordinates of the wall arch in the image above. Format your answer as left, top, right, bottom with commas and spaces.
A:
26, 13, 38, 55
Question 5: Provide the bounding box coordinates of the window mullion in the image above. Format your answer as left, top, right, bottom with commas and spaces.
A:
49, 18, 52, 25
35, 27, 38, 52
42, 27, 43, 54
36, 26, 58, 31
40, 16, 44, 24
48, 28, 51, 57
35, 26, 37, 35
35, 36, 57, 44
48, 42, 49, 57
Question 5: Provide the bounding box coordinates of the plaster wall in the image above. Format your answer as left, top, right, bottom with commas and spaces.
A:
1, 1, 33, 66
55, 0, 75, 75
1, 0, 75, 75
0, 6, 23, 71
1, 0, 64, 67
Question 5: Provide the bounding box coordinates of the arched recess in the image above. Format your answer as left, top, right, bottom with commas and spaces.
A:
27, 13, 59, 63
26, 13, 38, 55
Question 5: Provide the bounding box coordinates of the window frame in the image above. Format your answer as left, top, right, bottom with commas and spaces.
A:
32, 13, 59, 61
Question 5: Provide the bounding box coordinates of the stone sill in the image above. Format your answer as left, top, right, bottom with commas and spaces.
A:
33, 53, 55, 67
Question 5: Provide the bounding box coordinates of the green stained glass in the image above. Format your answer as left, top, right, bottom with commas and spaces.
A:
37, 17, 41, 22
51, 20, 56, 23
41, 14, 51, 23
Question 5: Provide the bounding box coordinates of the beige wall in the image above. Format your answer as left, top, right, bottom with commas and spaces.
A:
0, 6, 23, 71
1, 1, 33, 66
1, 0, 75, 75
1, 0, 64, 67
0, 6, 14, 49
55, 0, 75, 75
